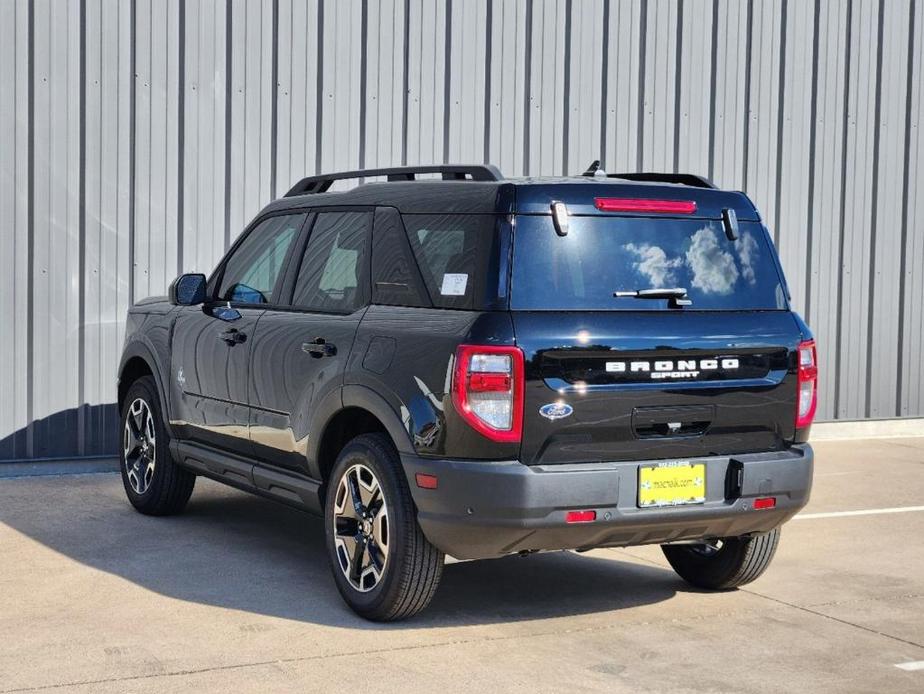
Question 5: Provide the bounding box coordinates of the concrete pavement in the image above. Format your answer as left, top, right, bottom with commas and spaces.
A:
1, 437, 923, 693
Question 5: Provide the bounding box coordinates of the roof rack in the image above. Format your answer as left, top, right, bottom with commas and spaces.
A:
284, 164, 504, 197
580, 160, 715, 189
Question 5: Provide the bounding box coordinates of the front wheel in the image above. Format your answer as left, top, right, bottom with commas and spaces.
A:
661, 528, 781, 590
324, 433, 443, 621
120, 375, 196, 516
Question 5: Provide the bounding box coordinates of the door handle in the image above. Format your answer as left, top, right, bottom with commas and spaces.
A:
220, 328, 247, 345
302, 337, 337, 358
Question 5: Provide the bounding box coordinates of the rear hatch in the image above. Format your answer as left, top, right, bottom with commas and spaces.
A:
510, 193, 804, 465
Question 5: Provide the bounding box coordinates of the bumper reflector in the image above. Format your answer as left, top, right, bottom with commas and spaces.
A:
415, 473, 438, 490
565, 510, 596, 523
753, 497, 777, 510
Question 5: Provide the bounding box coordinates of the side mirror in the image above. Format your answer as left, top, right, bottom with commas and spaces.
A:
169, 273, 207, 306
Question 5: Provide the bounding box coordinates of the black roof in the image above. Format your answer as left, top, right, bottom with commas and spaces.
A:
264, 164, 760, 221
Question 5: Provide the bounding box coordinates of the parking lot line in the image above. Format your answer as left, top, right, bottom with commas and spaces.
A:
895, 661, 924, 672
795, 506, 924, 520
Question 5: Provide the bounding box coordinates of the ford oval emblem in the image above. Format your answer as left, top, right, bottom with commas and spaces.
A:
539, 402, 573, 421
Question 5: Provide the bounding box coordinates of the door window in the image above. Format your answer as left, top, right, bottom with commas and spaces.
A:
291, 211, 371, 313
218, 214, 306, 304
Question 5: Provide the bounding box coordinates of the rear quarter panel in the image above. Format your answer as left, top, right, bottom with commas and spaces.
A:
347, 306, 517, 459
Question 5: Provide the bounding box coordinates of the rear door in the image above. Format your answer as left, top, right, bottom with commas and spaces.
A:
510, 213, 804, 466
248, 210, 372, 474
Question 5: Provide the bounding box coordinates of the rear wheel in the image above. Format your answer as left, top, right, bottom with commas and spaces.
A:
661, 528, 781, 590
120, 375, 196, 516
324, 433, 443, 621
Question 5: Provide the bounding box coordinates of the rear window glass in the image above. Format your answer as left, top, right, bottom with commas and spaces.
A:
402, 214, 505, 310
511, 216, 787, 311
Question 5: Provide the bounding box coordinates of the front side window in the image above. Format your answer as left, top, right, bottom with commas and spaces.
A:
218, 214, 306, 304
291, 211, 371, 313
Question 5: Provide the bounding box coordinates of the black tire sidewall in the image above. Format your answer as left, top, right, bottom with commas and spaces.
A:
323, 434, 417, 617
662, 529, 781, 590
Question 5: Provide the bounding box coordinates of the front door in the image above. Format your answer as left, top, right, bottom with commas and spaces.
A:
170, 212, 307, 453
248, 210, 373, 474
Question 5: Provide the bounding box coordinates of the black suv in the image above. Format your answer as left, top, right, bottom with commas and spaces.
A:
117, 163, 815, 620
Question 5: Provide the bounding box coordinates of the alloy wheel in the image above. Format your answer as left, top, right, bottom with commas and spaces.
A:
332, 463, 390, 592
123, 397, 156, 495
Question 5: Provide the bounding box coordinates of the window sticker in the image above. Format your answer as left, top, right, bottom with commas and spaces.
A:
440, 273, 468, 296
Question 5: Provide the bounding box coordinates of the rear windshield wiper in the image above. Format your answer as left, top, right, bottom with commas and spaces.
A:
613, 287, 693, 307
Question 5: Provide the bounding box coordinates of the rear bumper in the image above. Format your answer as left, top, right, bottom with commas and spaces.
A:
402, 445, 813, 560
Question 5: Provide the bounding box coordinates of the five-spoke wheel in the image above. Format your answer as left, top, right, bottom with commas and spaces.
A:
123, 397, 157, 495
332, 463, 390, 592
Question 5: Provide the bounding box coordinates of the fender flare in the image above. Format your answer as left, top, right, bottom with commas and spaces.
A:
306, 384, 415, 470
118, 338, 176, 438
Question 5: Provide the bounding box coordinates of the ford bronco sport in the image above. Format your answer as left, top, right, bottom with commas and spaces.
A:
117, 163, 815, 620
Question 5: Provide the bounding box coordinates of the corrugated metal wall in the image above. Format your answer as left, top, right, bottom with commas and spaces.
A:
1, 0, 922, 461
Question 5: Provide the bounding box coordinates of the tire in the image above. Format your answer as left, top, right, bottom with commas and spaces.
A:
324, 433, 443, 621
661, 528, 781, 590
120, 375, 196, 516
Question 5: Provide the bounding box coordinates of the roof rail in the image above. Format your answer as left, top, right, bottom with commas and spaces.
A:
284, 164, 504, 197
579, 160, 715, 189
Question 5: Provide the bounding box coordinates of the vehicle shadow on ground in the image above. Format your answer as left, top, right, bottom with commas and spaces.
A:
0, 473, 681, 629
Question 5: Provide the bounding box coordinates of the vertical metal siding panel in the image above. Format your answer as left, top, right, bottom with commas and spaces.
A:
486, 0, 527, 175
746, 0, 783, 234
276, 0, 319, 187
447, 0, 488, 164
0, 0, 15, 456
527, 0, 566, 175
0, 0, 29, 458
133, 0, 181, 300
406, 0, 447, 166
84, 0, 102, 449
228, 0, 273, 240
901, 2, 923, 416
30, 0, 82, 457
809, 0, 850, 421
320, 0, 362, 174
365, 0, 404, 169
710, 0, 748, 189
274, 0, 293, 187
602, 0, 642, 172
867, 0, 911, 417
133, 0, 152, 298
81, 0, 124, 454
675, 0, 714, 176
565, 0, 604, 175
838, 0, 879, 419
775, 0, 813, 316
183, 0, 226, 274
642, 0, 678, 170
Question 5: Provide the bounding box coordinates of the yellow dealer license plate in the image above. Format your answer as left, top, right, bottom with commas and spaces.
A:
638, 461, 706, 508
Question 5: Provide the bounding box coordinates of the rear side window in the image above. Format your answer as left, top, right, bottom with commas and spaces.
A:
291, 211, 371, 313
511, 216, 787, 311
402, 214, 504, 310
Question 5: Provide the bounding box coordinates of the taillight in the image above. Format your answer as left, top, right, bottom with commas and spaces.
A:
795, 339, 818, 428
452, 345, 524, 443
